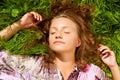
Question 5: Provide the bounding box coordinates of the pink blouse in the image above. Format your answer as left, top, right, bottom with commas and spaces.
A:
0, 50, 111, 80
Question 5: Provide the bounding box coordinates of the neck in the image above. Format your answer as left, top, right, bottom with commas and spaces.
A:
54, 52, 76, 80
54, 51, 76, 67
55, 51, 75, 62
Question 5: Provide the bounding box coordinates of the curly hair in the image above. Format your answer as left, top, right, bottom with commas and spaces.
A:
40, 1, 100, 71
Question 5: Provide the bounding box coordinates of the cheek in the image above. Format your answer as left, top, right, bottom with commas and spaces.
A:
48, 35, 54, 46
72, 35, 80, 46
48, 36, 52, 44
66, 36, 79, 46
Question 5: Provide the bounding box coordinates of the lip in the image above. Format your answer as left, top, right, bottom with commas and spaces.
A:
53, 41, 65, 44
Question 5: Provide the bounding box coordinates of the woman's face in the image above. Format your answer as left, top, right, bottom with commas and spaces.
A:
49, 17, 81, 54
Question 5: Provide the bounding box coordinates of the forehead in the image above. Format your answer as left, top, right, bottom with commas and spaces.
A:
50, 17, 78, 29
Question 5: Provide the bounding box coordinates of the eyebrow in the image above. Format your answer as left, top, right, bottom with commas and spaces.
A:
50, 26, 70, 29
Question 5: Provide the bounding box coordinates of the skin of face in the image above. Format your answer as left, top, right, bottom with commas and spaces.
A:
49, 17, 81, 54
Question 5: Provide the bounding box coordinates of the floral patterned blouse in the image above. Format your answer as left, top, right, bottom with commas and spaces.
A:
0, 50, 111, 80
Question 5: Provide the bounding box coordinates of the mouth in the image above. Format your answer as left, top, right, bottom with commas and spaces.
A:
53, 41, 65, 44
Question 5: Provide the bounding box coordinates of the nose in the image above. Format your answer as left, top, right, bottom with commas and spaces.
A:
55, 32, 63, 39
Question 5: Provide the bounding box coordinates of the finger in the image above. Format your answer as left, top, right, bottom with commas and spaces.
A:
37, 13, 42, 21
39, 15, 42, 21
99, 44, 109, 48
98, 45, 110, 52
29, 12, 37, 20
35, 12, 40, 21
101, 52, 110, 59
38, 14, 42, 21
101, 49, 112, 55
100, 50, 114, 59
30, 12, 42, 21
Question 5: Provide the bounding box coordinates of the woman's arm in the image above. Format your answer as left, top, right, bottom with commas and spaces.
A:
110, 64, 120, 80
98, 44, 120, 80
0, 21, 23, 41
0, 12, 42, 41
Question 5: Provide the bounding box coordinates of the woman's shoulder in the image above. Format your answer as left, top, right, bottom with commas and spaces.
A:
0, 50, 8, 59
0, 50, 44, 72
78, 64, 103, 74
78, 64, 110, 80
0, 50, 44, 60
85, 64, 105, 76
88, 64, 102, 71
0, 50, 45, 79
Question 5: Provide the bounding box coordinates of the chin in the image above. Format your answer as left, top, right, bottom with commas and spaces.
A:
52, 48, 66, 53
50, 46, 68, 52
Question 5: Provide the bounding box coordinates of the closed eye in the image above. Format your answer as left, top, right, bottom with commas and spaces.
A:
50, 32, 56, 35
64, 32, 70, 34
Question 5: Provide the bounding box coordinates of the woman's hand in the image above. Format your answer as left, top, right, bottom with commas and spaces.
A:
0, 12, 42, 41
20, 11, 43, 29
98, 44, 120, 80
98, 44, 118, 68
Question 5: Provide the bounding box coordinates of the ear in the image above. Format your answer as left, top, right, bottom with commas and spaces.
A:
76, 38, 81, 47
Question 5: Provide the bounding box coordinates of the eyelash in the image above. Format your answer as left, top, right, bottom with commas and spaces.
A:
50, 32, 56, 34
64, 32, 70, 34
50, 31, 70, 34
